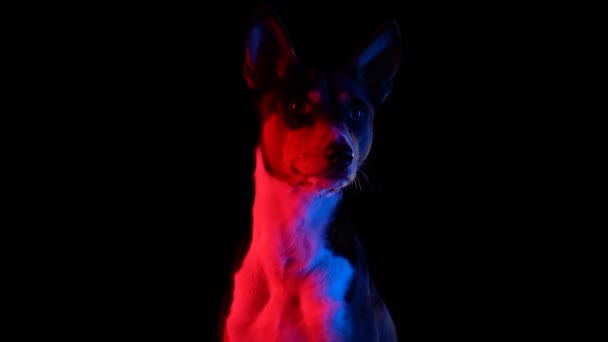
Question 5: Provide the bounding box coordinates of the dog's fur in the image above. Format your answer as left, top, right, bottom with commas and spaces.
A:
221, 5, 401, 342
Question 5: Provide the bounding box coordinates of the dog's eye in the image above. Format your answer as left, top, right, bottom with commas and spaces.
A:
349, 104, 367, 121
289, 98, 311, 114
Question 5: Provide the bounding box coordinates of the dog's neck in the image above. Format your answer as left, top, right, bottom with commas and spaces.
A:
251, 146, 342, 279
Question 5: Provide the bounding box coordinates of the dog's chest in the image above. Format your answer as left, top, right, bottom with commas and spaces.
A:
236, 250, 355, 342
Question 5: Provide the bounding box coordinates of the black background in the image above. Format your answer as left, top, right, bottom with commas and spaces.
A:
37, 0, 578, 340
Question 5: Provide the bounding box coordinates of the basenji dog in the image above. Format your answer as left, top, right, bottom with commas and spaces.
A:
221, 5, 401, 342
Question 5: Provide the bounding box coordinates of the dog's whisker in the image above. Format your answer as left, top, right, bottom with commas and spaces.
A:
357, 174, 364, 191
351, 175, 360, 192
358, 170, 374, 192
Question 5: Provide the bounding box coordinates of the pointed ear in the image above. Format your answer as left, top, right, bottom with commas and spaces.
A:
243, 5, 297, 90
350, 20, 401, 104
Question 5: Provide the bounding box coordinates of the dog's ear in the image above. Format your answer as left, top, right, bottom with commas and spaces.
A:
244, 5, 297, 90
350, 20, 401, 104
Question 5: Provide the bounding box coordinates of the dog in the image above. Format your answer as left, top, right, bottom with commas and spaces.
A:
220, 5, 401, 342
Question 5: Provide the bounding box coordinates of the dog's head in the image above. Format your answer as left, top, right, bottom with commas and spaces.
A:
244, 6, 401, 193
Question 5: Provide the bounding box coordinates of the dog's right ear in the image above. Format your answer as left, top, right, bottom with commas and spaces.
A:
243, 5, 297, 90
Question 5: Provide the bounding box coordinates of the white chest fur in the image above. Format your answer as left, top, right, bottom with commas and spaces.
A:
225, 148, 356, 342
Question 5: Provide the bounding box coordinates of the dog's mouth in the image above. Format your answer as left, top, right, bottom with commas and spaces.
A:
289, 164, 354, 192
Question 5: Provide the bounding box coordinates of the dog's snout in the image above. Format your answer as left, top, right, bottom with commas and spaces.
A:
325, 142, 354, 169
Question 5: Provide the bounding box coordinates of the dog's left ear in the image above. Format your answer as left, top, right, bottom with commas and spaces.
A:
350, 20, 402, 104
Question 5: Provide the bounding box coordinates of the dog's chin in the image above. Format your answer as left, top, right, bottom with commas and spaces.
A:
290, 171, 354, 194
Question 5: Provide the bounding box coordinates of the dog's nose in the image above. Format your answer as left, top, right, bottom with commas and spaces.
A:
325, 142, 354, 169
